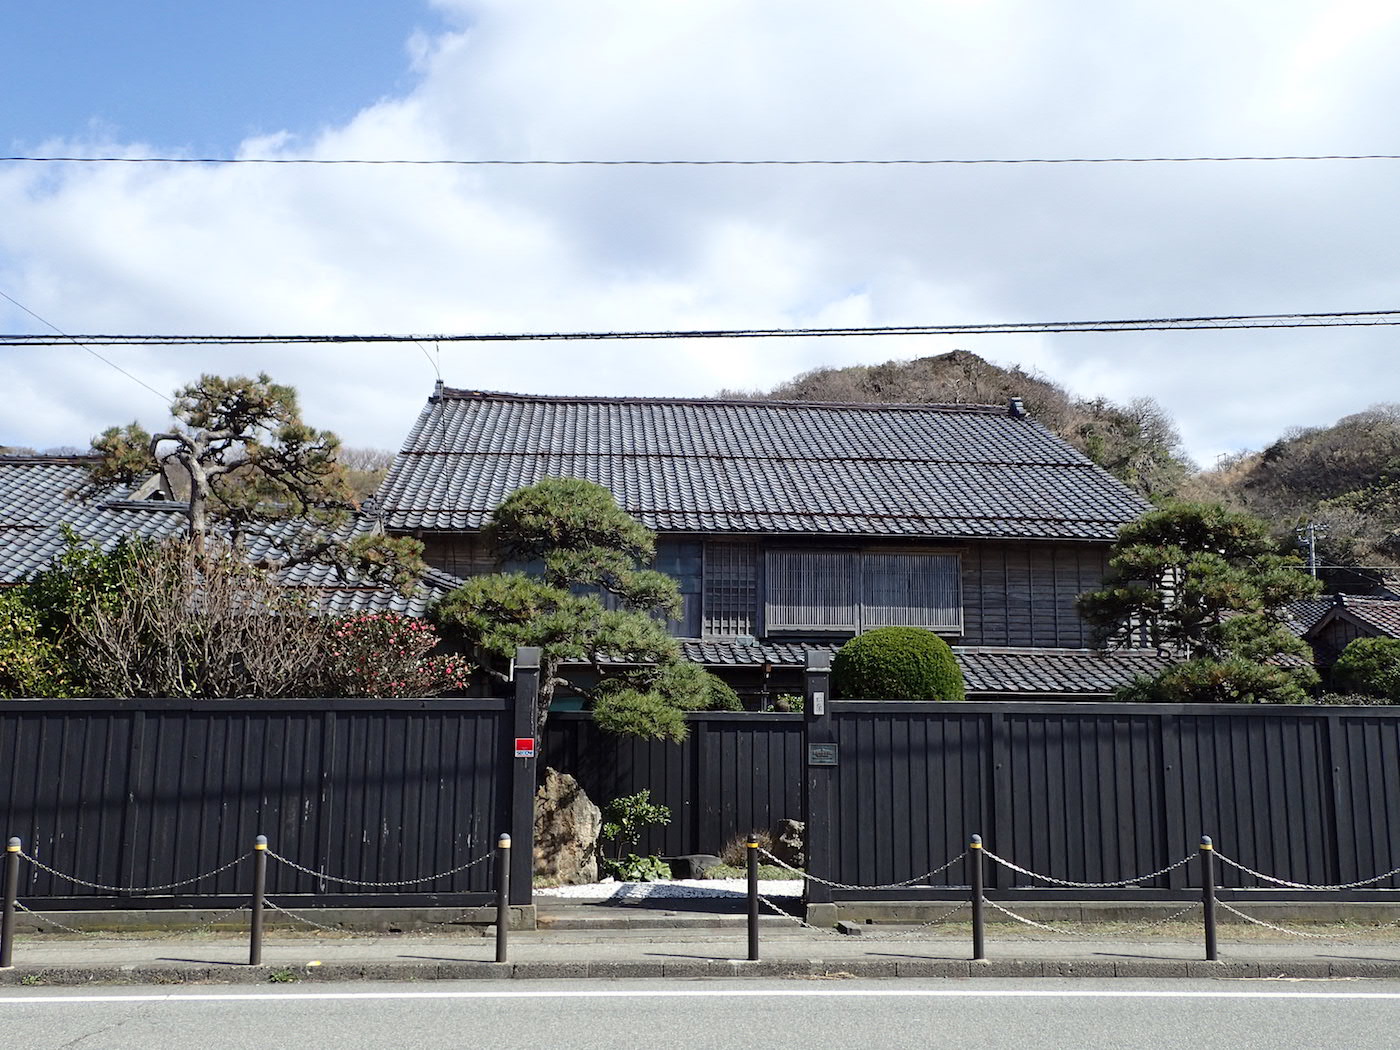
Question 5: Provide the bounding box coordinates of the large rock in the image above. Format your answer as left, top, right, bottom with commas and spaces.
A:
769, 818, 806, 869
533, 768, 603, 885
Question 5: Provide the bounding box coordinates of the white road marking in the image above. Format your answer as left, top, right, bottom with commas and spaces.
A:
1, 987, 1400, 1005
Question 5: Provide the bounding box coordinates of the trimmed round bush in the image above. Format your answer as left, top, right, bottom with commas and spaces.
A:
1331, 637, 1400, 701
832, 627, 965, 701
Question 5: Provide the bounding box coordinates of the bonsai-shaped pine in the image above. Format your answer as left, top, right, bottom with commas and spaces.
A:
1331, 637, 1400, 701
832, 626, 966, 700
432, 477, 739, 739
1077, 501, 1322, 703
85, 373, 425, 588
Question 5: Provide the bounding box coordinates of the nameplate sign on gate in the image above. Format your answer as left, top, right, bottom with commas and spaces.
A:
807, 743, 838, 767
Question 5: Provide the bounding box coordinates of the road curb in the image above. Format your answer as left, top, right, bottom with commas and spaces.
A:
3, 956, 1400, 986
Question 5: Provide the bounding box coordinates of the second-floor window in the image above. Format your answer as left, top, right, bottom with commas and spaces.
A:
764, 549, 962, 634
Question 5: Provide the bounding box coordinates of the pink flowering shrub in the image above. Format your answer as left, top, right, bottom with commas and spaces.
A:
321, 613, 472, 698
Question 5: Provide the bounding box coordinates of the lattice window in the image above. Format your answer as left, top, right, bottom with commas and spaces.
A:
702, 542, 758, 637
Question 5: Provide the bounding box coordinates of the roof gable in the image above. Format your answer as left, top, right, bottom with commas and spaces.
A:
378, 389, 1151, 541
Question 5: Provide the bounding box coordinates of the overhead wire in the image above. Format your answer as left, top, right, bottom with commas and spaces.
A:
0, 288, 172, 404
5, 153, 1400, 167
4, 310, 1400, 347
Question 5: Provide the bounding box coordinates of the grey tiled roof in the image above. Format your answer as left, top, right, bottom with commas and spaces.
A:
678, 640, 1171, 695
0, 456, 186, 582
0, 456, 461, 616
1303, 594, 1400, 639
378, 389, 1151, 541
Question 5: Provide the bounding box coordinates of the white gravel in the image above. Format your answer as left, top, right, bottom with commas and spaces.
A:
535, 878, 802, 900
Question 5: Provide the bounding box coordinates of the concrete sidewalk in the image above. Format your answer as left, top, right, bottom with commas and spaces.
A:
2, 904, 1399, 985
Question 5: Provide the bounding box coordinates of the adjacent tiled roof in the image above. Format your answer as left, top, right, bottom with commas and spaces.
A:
1304, 594, 1400, 640
0, 456, 461, 616
677, 640, 1171, 695
1282, 597, 1335, 636
378, 389, 1151, 541
0, 456, 186, 582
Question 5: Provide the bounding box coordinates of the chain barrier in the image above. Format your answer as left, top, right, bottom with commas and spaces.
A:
18, 851, 251, 894
982, 850, 1195, 889
756, 847, 967, 890
13, 900, 251, 941
1215, 853, 1400, 892
1216, 901, 1330, 939
263, 898, 345, 935
858, 901, 971, 940
756, 892, 838, 936
981, 898, 1203, 939
265, 849, 493, 889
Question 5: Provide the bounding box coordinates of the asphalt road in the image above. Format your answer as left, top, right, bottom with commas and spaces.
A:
4, 978, 1399, 1050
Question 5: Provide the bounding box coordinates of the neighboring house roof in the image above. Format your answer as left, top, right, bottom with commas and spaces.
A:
1282, 597, 1335, 637
378, 387, 1151, 541
678, 640, 1171, 696
0, 455, 460, 616
0, 455, 186, 582
1302, 594, 1400, 641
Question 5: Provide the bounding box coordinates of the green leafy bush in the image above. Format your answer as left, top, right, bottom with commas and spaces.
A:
601, 855, 672, 882
832, 627, 965, 700
1331, 638, 1400, 701
600, 789, 671, 857
593, 689, 688, 742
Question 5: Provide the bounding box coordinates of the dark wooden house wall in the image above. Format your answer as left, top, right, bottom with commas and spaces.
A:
414, 531, 1109, 649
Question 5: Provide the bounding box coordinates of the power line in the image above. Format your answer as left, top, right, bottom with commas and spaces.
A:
3, 310, 1400, 347
5, 153, 1400, 168
0, 289, 172, 404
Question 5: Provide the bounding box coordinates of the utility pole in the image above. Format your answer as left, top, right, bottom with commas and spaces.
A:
1295, 521, 1328, 578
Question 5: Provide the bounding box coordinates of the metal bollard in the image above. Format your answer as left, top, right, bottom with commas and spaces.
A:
249, 835, 267, 965
969, 834, 986, 962
1, 838, 19, 968
1200, 835, 1218, 962
747, 836, 760, 962
496, 833, 511, 964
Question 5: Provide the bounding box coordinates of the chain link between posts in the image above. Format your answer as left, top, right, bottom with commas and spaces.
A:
1215, 853, 1400, 892
262, 898, 345, 935
265, 849, 494, 888
756, 847, 968, 890
14, 900, 251, 940
18, 851, 251, 894
982, 850, 1195, 889
981, 898, 1202, 939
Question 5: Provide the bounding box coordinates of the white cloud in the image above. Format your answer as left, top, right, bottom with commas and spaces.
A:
2, 0, 1399, 464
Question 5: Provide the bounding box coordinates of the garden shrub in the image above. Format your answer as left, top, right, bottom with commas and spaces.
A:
1331, 637, 1400, 701
831, 627, 965, 700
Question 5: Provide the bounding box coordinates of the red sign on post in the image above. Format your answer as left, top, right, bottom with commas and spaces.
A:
514, 737, 536, 758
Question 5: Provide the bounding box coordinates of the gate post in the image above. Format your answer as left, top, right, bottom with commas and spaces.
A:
803, 652, 835, 909
510, 647, 542, 907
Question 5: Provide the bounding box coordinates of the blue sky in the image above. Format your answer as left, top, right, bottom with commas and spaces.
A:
3, 2, 445, 154
1, 0, 1398, 466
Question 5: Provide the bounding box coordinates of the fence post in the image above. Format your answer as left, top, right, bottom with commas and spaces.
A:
510, 647, 541, 908
249, 835, 267, 966
495, 833, 511, 963
969, 834, 986, 962
1200, 835, 1218, 962
747, 835, 760, 961
802, 652, 835, 909
1, 838, 20, 968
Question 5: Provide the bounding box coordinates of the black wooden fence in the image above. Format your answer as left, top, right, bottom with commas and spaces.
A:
800, 656, 1400, 901
0, 652, 542, 909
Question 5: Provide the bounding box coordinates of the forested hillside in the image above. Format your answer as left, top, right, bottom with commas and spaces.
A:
723, 351, 1399, 593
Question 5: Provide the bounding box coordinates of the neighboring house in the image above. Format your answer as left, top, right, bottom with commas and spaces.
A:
377, 385, 1172, 700
0, 454, 458, 616
1289, 593, 1400, 667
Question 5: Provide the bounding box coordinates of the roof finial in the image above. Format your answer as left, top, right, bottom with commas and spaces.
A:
1008, 396, 1026, 417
